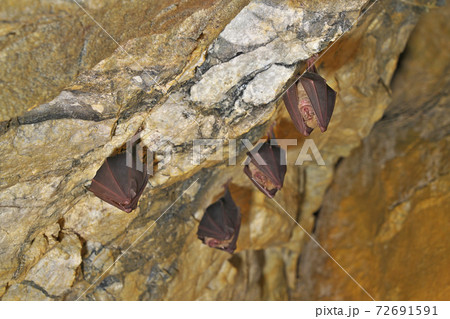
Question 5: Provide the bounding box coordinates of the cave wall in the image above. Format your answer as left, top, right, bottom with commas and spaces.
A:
0, 0, 447, 300
297, 3, 450, 300
0, 0, 250, 121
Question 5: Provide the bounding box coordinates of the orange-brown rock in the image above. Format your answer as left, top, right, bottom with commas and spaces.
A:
296, 3, 450, 300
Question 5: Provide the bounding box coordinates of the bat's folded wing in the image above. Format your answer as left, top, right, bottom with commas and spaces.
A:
244, 142, 287, 198
301, 72, 336, 132
283, 83, 313, 136
197, 201, 234, 240
197, 187, 241, 253
89, 152, 149, 213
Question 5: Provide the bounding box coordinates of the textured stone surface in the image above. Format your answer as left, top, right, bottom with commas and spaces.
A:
0, 0, 250, 121
297, 3, 450, 300
2, 232, 82, 300
0, 0, 251, 297
190, 1, 357, 105
0, 0, 447, 301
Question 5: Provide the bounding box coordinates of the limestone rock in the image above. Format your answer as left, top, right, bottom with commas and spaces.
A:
0, 0, 446, 301
0, 0, 251, 121
2, 231, 82, 300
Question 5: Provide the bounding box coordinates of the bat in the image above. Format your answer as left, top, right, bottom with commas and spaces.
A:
89, 150, 149, 213
197, 184, 241, 253
283, 61, 336, 136
243, 138, 287, 198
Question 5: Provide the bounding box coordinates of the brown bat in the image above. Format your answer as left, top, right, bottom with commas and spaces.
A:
283, 60, 336, 136
243, 137, 287, 198
197, 184, 241, 254
89, 150, 149, 213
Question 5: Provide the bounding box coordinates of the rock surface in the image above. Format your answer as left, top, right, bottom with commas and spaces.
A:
0, 0, 250, 121
297, 2, 450, 300
0, 0, 447, 300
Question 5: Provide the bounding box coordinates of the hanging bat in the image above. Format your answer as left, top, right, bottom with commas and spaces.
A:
243, 139, 287, 198
89, 150, 149, 213
283, 61, 337, 136
197, 184, 241, 253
